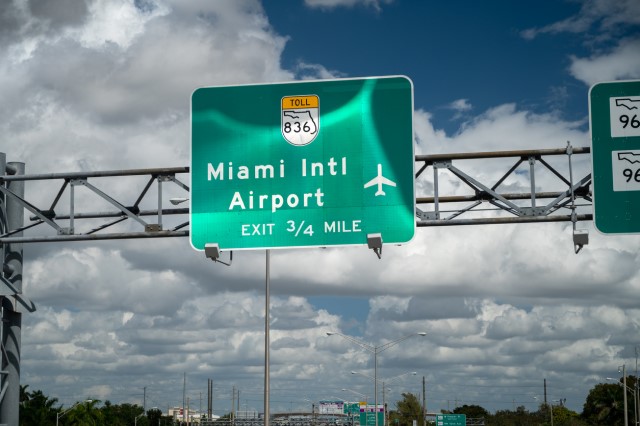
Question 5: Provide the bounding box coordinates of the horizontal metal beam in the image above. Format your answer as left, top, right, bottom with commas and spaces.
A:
0, 230, 189, 244
417, 191, 586, 204
415, 146, 590, 164
0, 166, 189, 182
418, 214, 593, 227
30, 207, 189, 221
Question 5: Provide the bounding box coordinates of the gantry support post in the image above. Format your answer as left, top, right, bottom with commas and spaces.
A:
0, 154, 24, 426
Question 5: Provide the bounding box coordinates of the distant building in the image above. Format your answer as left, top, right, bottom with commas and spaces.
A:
167, 406, 220, 424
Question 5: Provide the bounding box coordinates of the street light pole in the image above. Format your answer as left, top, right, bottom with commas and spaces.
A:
343, 388, 368, 402
622, 365, 629, 426
608, 375, 636, 426
327, 332, 426, 426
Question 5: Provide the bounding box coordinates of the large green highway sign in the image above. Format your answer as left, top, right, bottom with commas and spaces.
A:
589, 80, 640, 234
190, 76, 415, 251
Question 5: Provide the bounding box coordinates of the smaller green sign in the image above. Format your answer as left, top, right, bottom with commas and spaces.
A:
589, 80, 640, 234
360, 410, 383, 426
435, 414, 466, 426
343, 402, 361, 415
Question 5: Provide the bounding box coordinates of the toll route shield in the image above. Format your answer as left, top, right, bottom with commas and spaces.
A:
281, 95, 319, 146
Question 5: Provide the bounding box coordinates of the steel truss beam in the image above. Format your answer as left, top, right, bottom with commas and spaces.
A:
0, 166, 190, 244
414, 144, 592, 227
0, 146, 592, 245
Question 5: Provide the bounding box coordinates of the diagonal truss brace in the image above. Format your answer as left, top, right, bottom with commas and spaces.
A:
414, 145, 593, 226
0, 167, 190, 243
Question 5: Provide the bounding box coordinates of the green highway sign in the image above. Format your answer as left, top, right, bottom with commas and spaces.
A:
343, 402, 361, 415
190, 76, 415, 250
359, 405, 384, 426
436, 414, 466, 426
589, 80, 640, 234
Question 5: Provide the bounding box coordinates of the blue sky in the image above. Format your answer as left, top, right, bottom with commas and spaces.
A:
1, 0, 640, 418
264, 1, 591, 131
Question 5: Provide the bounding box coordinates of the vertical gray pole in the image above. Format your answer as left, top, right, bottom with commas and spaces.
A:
374, 350, 378, 426
636, 347, 639, 426
231, 386, 236, 425
1, 159, 25, 426
624, 364, 629, 426
0, 152, 6, 426
264, 250, 271, 426
208, 378, 213, 420
422, 376, 426, 426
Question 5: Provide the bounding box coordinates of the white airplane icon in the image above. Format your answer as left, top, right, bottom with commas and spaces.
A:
364, 163, 396, 196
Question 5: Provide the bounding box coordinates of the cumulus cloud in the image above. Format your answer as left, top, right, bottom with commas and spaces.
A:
521, 0, 640, 39
521, 0, 640, 88
304, 0, 393, 11
569, 38, 640, 86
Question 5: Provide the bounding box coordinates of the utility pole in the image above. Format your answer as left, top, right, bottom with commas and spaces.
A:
623, 364, 629, 426
633, 346, 640, 426
208, 378, 213, 420
183, 373, 187, 425
232, 385, 236, 426
422, 376, 426, 426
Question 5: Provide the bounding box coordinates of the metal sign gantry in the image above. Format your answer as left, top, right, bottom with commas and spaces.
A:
0, 145, 592, 424
0, 145, 591, 243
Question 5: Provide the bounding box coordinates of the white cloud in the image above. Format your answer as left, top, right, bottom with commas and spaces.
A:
521, 0, 640, 39
521, 0, 640, 89
569, 38, 640, 86
304, 0, 393, 11
447, 99, 473, 112
73, 0, 167, 49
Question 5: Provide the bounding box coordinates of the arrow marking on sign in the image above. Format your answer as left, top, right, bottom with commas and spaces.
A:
364, 164, 396, 196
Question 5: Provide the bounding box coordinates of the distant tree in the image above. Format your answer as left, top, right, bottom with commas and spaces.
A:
63, 399, 105, 425
389, 393, 424, 426
582, 382, 626, 425
551, 404, 585, 426
20, 388, 59, 426
100, 401, 144, 425
147, 407, 163, 424
491, 408, 538, 426
453, 404, 488, 419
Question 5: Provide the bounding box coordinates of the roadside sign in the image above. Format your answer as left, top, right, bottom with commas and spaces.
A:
343, 402, 361, 415
359, 404, 383, 426
435, 414, 466, 426
589, 80, 640, 234
190, 76, 415, 250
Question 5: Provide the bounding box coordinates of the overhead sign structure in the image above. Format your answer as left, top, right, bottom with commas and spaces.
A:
436, 414, 466, 426
589, 80, 640, 234
190, 76, 415, 250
